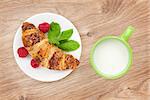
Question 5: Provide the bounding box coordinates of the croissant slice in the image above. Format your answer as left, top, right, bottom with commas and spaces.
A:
22, 22, 45, 47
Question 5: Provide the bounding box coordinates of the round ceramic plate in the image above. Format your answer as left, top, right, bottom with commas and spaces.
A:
13, 13, 82, 82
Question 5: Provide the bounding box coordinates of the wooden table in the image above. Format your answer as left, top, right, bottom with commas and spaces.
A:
0, 0, 149, 100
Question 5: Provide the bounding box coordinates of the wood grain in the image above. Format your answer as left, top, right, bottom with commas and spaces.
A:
0, 0, 150, 100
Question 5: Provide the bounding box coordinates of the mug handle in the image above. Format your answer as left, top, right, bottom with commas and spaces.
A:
121, 26, 135, 41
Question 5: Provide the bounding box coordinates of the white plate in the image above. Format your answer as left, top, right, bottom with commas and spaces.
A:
13, 13, 82, 82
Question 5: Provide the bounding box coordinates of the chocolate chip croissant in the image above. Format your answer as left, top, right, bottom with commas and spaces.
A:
22, 22, 79, 70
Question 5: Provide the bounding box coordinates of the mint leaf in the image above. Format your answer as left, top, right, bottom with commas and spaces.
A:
51, 22, 61, 35
59, 29, 73, 41
48, 22, 61, 44
58, 40, 80, 51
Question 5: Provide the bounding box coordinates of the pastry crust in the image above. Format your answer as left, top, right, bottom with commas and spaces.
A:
22, 22, 79, 70
22, 22, 45, 47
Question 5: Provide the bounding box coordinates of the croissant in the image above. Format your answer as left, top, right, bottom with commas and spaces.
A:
22, 22, 79, 70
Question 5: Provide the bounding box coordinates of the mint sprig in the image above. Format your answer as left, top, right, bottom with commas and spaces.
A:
48, 22, 80, 51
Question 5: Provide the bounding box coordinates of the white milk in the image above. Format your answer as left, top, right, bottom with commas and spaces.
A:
93, 39, 129, 76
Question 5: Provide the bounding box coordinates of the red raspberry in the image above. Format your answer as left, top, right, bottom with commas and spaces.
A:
31, 59, 40, 68
17, 47, 28, 57
38, 22, 50, 33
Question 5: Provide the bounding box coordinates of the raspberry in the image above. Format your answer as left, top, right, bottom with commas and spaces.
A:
38, 22, 50, 33
17, 47, 28, 57
31, 59, 40, 68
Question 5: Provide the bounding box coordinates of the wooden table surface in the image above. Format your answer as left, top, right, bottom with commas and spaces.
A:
0, 0, 150, 100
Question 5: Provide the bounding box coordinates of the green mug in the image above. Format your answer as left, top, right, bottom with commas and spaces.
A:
90, 26, 134, 79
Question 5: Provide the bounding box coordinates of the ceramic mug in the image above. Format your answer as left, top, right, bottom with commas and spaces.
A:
90, 26, 134, 79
